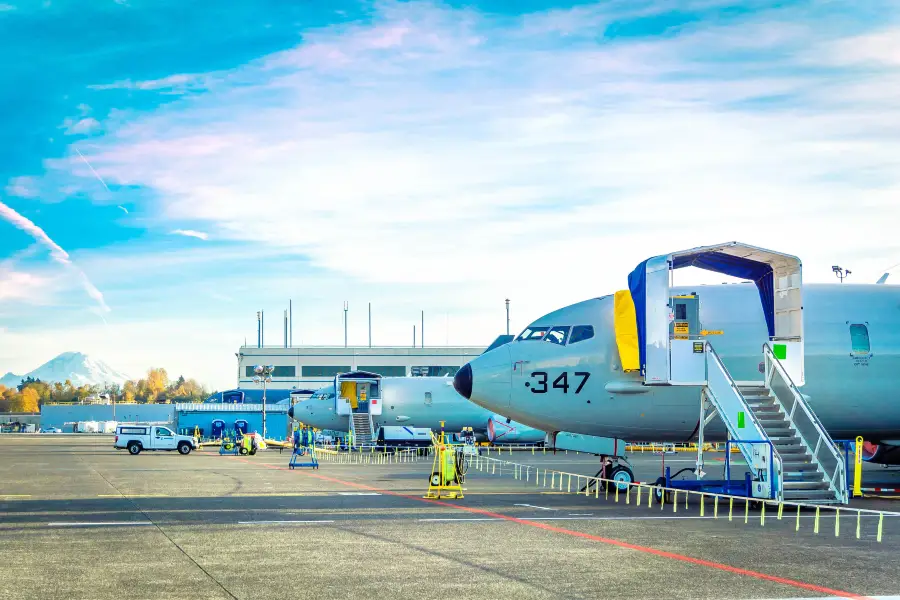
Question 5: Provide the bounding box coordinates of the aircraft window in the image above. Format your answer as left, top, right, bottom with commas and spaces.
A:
850, 324, 870, 355
516, 327, 548, 341
544, 326, 570, 345
568, 325, 594, 344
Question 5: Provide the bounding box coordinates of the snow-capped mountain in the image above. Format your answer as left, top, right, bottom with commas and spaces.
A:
0, 352, 131, 389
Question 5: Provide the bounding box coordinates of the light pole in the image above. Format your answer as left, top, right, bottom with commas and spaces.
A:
505, 299, 510, 335
253, 364, 274, 439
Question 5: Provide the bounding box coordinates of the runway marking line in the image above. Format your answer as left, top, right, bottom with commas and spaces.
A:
47, 522, 154, 527
514, 503, 555, 511
238, 520, 335, 525
233, 456, 872, 600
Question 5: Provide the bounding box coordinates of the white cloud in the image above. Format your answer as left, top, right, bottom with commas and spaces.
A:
90, 73, 201, 92
0, 201, 110, 313
0, 266, 52, 302
63, 117, 100, 135
64, 3, 900, 295
5, 176, 38, 198
823, 28, 900, 67
171, 229, 209, 240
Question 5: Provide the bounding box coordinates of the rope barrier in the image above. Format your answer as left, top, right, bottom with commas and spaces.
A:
466, 454, 897, 543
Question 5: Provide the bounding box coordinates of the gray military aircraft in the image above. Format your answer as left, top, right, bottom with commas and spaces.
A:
455, 252, 900, 466
287, 373, 543, 443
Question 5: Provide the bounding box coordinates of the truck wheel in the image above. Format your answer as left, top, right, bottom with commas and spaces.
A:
177, 442, 192, 455
128, 442, 141, 455
240, 447, 249, 455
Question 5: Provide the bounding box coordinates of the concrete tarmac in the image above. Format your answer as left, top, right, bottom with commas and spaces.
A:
1, 436, 899, 600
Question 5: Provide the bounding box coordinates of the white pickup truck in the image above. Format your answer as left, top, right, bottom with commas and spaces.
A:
114, 425, 197, 455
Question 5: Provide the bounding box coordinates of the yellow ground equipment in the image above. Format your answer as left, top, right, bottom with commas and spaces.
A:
425, 426, 466, 499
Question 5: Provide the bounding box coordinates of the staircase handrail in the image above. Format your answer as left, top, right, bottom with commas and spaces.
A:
705, 341, 783, 499
762, 343, 847, 503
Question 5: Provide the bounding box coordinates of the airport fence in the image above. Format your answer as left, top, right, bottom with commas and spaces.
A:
314, 445, 429, 465
466, 453, 899, 543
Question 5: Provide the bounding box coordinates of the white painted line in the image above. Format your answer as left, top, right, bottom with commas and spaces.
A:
514, 503, 555, 511
568, 513, 593, 516
237, 520, 335, 525
337, 492, 381, 496
418, 518, 500, 522
47, 522, 154, 527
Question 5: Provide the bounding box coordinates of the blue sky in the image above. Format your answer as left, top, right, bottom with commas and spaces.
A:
1, 0, 899, 389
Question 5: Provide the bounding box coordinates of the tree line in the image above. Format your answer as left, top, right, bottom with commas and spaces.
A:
0, 368, 210, 413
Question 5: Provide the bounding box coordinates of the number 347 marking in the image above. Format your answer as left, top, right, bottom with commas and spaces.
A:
529, 371, 590, 394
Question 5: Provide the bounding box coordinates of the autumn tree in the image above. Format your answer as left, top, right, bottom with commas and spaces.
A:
122, 380, 137, 403
17, 388, 39, 413
145, 368, 169, 403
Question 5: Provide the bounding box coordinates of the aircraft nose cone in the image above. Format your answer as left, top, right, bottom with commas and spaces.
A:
287, 406, 295, 419
453, 363, 473, 399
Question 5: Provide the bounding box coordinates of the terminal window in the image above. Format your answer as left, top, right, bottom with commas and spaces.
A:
849, 324, 870, 355
359, 366, 407, 377
411, 366, 460, 377
302, 365, 352, 377
244, 366, 296, 377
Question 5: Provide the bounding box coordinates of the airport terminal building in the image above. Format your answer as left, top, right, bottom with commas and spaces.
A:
234, 345, 486, 391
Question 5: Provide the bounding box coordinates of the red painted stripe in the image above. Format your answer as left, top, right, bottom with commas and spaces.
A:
237, 457, 872, 600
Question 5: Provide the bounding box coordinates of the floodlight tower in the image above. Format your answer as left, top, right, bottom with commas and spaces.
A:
832, 265, 851, 283
253, 364, 275, 439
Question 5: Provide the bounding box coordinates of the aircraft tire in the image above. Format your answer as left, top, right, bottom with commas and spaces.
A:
609, 465, 635, 492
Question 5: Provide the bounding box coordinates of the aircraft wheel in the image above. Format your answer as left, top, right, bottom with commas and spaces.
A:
609, 465, 634, 491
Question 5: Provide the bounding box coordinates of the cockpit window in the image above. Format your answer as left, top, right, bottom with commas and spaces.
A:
544, 326, 570, 345
516, 327, 548, 341
568, 325, 594, 344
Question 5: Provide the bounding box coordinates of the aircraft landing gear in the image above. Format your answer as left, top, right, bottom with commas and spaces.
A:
608, 464, 635, 491
580, 455, 635, 494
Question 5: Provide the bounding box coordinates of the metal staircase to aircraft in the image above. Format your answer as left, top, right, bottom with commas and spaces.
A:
701, 342, 847, 504
350, 412, 374, 446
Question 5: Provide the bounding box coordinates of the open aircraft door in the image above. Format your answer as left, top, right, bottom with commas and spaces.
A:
628, 242, 804, 386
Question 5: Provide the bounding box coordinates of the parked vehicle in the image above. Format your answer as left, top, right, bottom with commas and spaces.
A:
114, 425, 197, 455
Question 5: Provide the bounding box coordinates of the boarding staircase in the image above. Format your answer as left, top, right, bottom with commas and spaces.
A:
350, 412, 374, 447
703, 343, 847, 504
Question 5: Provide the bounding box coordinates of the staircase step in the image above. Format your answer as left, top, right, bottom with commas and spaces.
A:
784, 471, 824, 480
782, 460, 814, 468
783, 480, 829, 490
782, 489, 840, 501
763, 427, 792, 435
